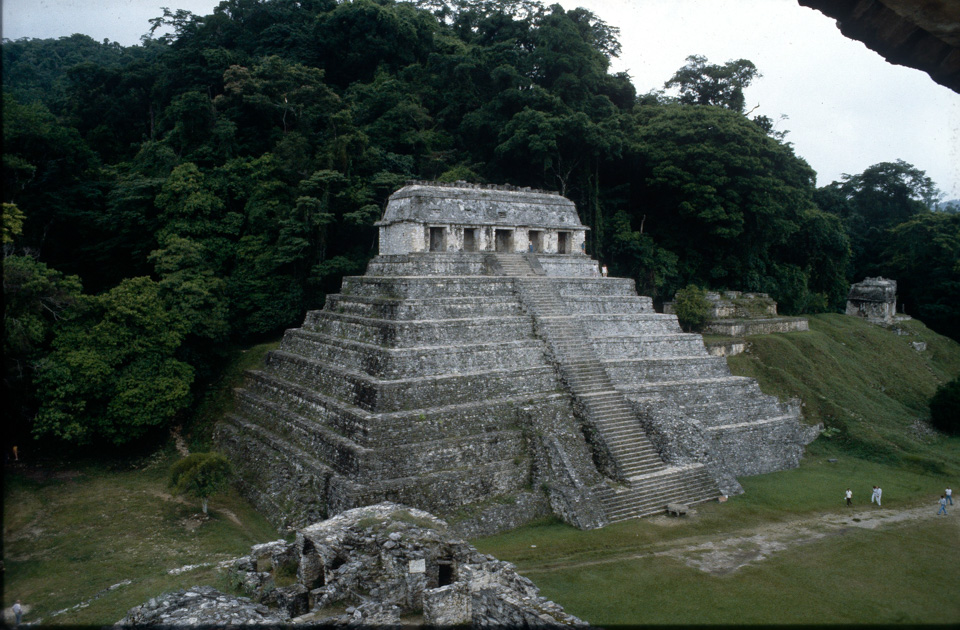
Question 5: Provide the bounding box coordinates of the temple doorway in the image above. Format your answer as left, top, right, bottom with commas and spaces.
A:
529, 230, 543, 253
495, 229, 514, 252
429, 227, 445, 252
463, 228, 478, 252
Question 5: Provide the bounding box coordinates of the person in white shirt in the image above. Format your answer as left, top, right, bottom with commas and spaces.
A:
946, 487, 953, 505
875, 486, 882, 506
845, 488, 852, 506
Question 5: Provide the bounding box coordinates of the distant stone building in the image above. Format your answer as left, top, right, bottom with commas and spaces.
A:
664, 291, 809, 341
216, 182, 818, 536
846, 277, 898, 325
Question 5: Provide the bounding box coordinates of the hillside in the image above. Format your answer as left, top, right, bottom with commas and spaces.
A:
726, 313, 960, 474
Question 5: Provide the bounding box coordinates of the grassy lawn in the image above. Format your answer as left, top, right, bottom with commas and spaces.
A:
474, 445, 960, 625
523, 515, 958, 625
727, 314, 960, 474
3, 451, 281, 625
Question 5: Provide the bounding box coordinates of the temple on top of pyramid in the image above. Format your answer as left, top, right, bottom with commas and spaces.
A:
376, 180, 587, 256
217, 182, 819, 536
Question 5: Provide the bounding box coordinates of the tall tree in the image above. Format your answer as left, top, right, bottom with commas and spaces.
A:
664, 54, 759, 113
879, 212, 960, 339
625, 103, 826, 309
819, 160, 941, 279
33, 277, 194, 447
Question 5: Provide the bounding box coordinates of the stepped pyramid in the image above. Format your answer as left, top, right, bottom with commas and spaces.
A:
216, 182, 819, 535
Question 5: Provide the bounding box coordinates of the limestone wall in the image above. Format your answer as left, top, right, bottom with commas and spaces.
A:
846, 277, 898, 325
705, 318, 810, 336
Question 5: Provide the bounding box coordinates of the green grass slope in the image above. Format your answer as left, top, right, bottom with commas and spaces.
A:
727, 314, 960, 474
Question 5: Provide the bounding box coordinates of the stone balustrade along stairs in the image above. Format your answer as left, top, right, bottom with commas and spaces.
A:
493, 253, 720, 521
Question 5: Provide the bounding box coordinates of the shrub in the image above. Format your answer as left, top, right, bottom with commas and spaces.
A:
673, 284, 710, 332
929, 376, 960, 435
169, 452, 232, 514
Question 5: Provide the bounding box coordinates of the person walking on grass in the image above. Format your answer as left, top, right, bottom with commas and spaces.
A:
871, 486, 878, 504
938, 495, 948, 515
13, 600, 22, 626
845, 488, 853, 506
875, 485, 882, 507
947, 487, 953, 505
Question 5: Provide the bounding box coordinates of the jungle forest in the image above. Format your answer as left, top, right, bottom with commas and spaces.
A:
4, 0, 959, 452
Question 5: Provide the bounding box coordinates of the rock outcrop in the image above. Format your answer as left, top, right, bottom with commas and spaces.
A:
117, 585, 285, 627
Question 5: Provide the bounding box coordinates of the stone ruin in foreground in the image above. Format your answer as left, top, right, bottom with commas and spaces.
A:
118, 503, 585, 627
216, 182, 819, 536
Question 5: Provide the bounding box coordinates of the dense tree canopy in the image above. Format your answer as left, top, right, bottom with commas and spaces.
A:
815, 160, 956, 338
2, 0, 949, 450
664, 54, 759, 113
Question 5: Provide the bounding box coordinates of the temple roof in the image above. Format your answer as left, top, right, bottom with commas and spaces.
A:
377, 181, 585, 229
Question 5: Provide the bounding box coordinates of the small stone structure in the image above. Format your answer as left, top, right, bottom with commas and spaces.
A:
118, 503, 587, 627
846, 277, 898, 325
217, 182, 818, 535
664, 291, 809, 341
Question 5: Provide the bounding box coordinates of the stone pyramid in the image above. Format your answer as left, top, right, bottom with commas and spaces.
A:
216, 182, 819, 535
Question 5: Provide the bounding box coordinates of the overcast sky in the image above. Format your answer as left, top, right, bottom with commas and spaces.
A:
4, 0, 958, 198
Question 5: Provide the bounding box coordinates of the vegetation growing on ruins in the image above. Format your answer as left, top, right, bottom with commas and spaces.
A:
671, 284, 710, 332
2, 1, 957, 455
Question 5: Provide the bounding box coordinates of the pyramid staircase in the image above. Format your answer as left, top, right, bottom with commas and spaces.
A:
494, 253, 721, 522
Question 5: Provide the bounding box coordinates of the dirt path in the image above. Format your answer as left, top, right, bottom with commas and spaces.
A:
526, 503, 955, 576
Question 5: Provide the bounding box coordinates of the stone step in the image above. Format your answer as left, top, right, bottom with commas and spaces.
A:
340, 275, 519, 300
514, 275, 674, 484
281, 330, 552, 379
603, 486, 719, 520
325, 294, 525, 320
265, 350, 563, 413
228, 396, 367, 478
305, 311, 538, 347
595, 466, 721, 521
243, 369, 572, 445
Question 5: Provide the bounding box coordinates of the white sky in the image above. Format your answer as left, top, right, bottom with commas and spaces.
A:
4, 0, 959, 198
